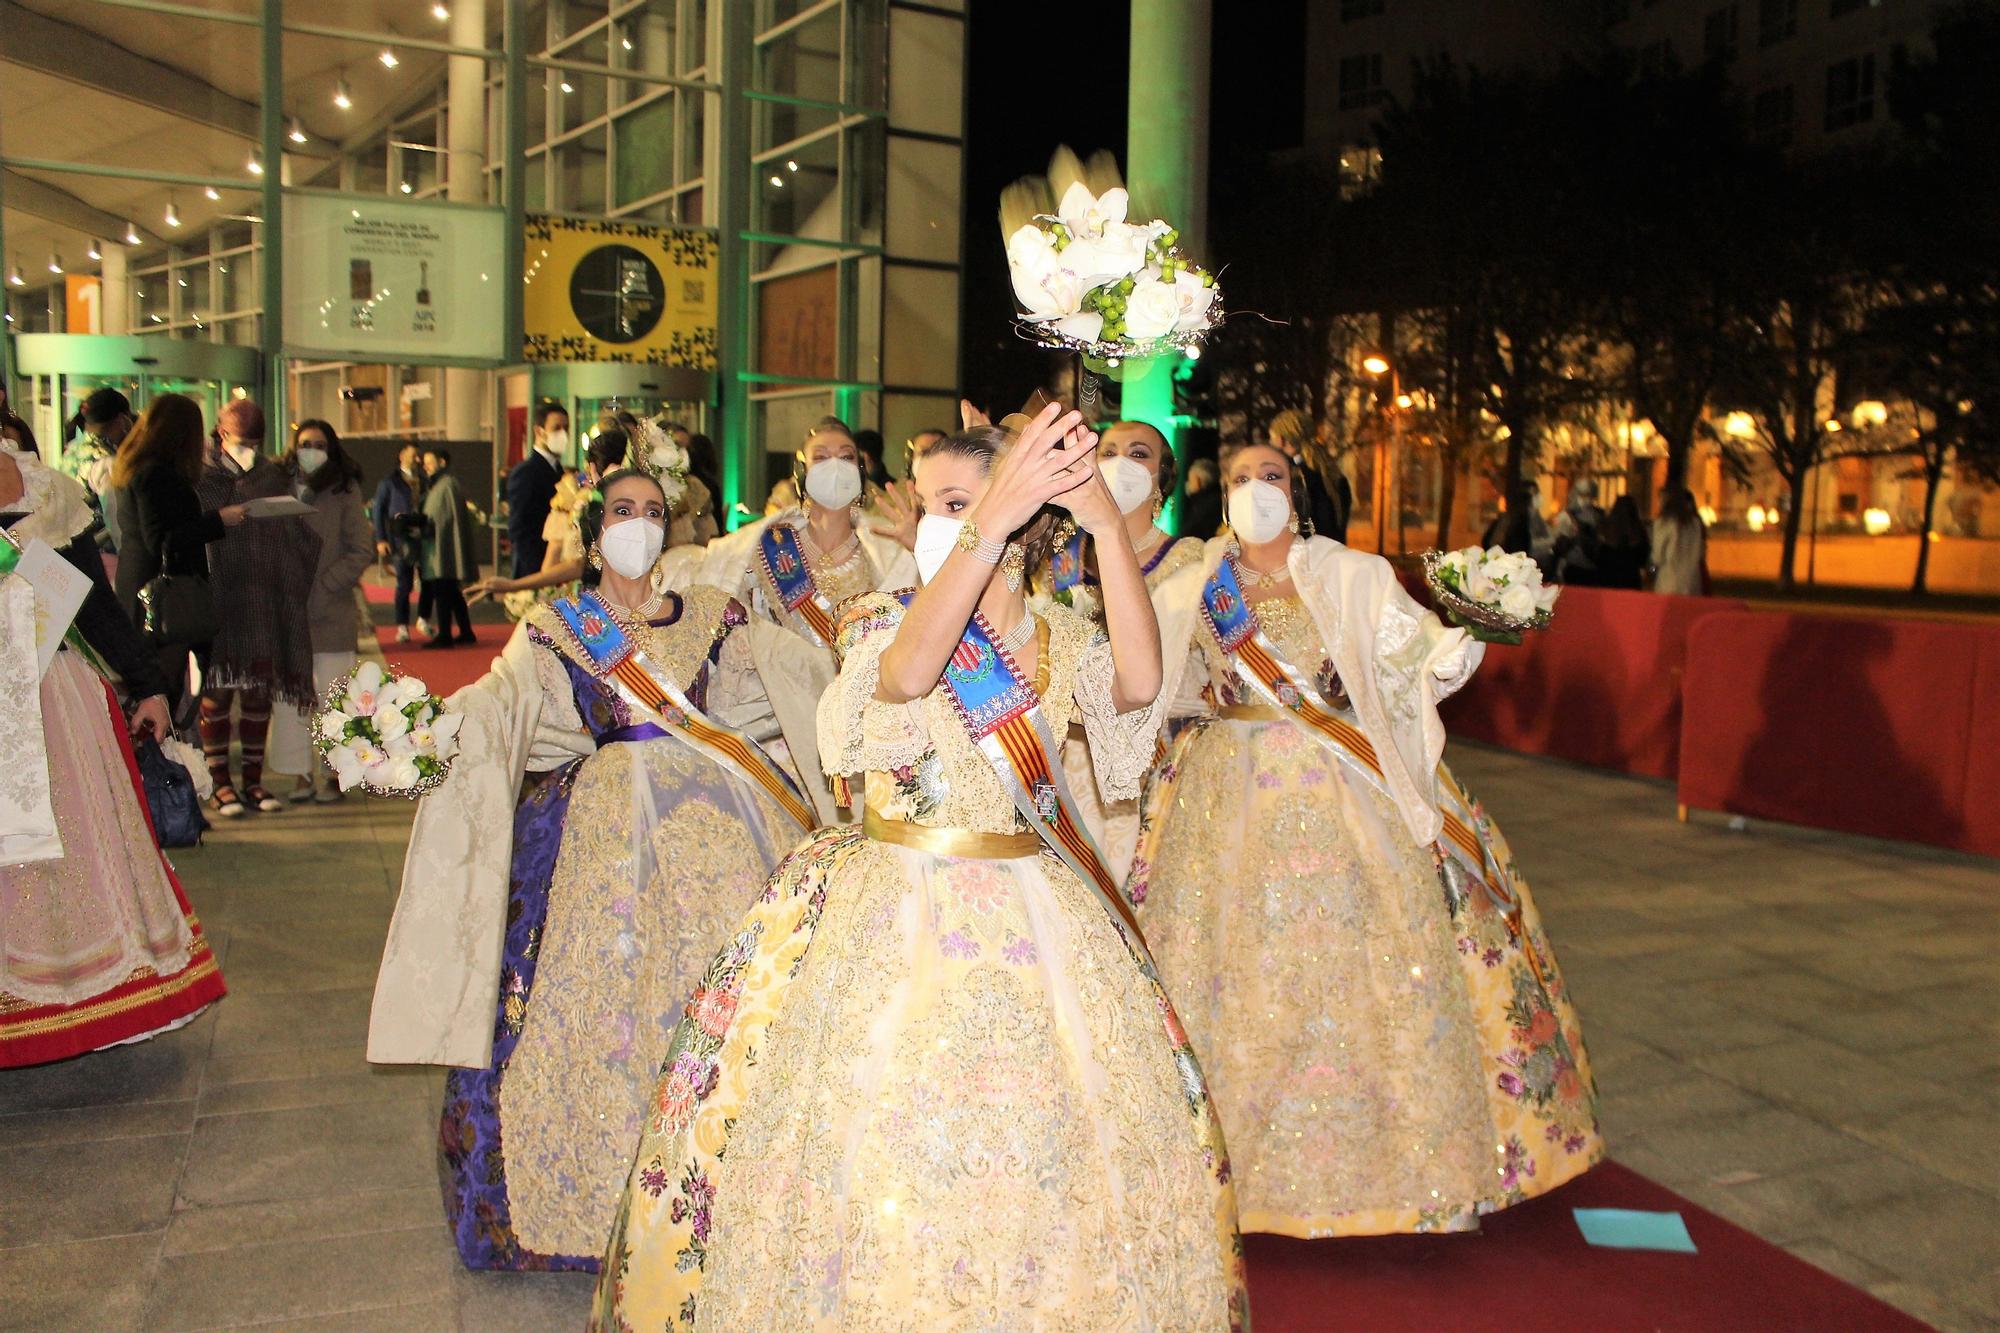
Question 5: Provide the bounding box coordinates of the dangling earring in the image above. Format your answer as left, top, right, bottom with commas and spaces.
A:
1287, 511, 1300, 535
1001, 542, 1026, 593
1151, 490, 1164, 523
587, 542, 604, 571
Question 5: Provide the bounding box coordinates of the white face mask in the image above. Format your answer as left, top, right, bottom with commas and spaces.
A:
913, 513, 965, 586
542, 428, 570, 458
598, 516, 665, 580
1099, 455, 1155, 516
804, 457, 863, 512
223, 440, 258, 470
1228, 479, 1293, 545
296, 447, 329, 476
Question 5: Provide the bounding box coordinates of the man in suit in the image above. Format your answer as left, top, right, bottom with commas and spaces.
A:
505, 402, 567, 577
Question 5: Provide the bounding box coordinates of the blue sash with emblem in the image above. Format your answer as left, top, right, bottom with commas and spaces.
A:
756, 523, 838, 645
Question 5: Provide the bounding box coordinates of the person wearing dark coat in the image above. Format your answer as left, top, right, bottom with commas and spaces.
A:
505, 403, 567, 578
373, 441, 428, 641
107, 394, 248, 707
420, 446, 480, 648
1180, 457, 1224, 540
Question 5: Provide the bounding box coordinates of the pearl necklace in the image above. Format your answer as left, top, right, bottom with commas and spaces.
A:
1232, 542, 1294, 590
604, 590, 665, 622
994, 609, 1037, 656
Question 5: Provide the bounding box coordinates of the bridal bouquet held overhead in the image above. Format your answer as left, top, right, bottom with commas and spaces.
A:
1006, 179, 1220, 367
312, 661, 462, 797
1423, 546, 1561, 645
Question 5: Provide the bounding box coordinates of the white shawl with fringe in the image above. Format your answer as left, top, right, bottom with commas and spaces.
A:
1154, 535, 1484, 847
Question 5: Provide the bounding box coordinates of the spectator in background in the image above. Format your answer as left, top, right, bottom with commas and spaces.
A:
373, 441, 428, 642
854, 428, 892, 488
1589, 495, 1651, 590
672, 428, 720, 547
1484, 483, 1537, 557
1180, 456, 1223, 539
66, 387, 133, 549
268, 421, 374, 804
196, 399, 320, 818
1552, 478, 1606, 583
472, 426, 629, 607
109, 394, 248, 705
506, 403, 566, 578
420, 446, 479, 647
1651, 486, 1706, 596
0, 415, 36, 456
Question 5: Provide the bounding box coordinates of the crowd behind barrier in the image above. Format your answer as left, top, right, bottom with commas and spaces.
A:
1433, 584, 2000, 860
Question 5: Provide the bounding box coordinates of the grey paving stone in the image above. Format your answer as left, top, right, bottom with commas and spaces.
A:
176, 1099, 438, 1210
0, 1233, 160, 1332
162, 1186, 444, 1257
141, 1224, 458, 1331
0, 1097, 197, 1148
0, 1131, 186, 1247
451, 1268, 597, 1333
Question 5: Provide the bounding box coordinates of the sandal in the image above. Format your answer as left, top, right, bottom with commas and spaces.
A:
211, 786, 246, 819
246, 785, 285, 813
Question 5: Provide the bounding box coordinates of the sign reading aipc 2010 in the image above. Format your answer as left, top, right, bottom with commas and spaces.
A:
522, 215, 718, 368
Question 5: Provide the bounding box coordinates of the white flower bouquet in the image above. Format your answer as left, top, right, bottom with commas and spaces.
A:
634, 418, 689, 510
312, 661, 462, 798
1006, 183, 1220, 365
1423, 546, 1560, 645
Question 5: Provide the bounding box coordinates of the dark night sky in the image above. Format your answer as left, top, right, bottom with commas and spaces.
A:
958, 1, 1308, 411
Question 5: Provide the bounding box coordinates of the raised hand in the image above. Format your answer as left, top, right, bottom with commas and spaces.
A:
868, 478, 922, 551
969, 402, 1096, 538
1050, 424, 1121, 536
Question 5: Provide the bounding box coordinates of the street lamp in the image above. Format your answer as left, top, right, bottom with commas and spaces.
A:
1363, 353, 1401, 554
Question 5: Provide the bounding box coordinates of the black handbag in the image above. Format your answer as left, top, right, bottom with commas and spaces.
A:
136, 738, 208, 848
138, 572, 220, 648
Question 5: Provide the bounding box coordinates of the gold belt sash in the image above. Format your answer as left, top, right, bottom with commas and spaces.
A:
1217, 704, 1290, 723
863, 810, 1045, 860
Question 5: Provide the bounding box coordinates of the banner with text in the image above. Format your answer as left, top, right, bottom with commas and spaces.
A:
283, 193, 506, 363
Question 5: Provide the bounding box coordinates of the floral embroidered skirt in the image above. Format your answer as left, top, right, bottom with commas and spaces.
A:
0, 658, 224, 1069
439, 735, 794, 1271
1130, 716, 1602, 1238
593, 826, 1246, 1332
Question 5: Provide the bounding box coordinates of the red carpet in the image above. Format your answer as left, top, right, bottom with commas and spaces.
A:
374, 626, 497, 697
1244, 1163, 1928, 1331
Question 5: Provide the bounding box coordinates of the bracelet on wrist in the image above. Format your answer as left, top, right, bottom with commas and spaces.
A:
955, 518, 1006, 564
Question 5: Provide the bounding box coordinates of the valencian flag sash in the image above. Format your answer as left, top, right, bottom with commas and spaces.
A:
757, 523, 838, 646
902, 592, 1149, 954
1200, 556, 1544, 982
550, 589, 816, 832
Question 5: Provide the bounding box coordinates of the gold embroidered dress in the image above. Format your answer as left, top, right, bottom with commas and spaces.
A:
593, 594, 1245, 1331
368, 584, 815, 1271
1130, 538, 1602, 1238
1041, 528, 1203, 881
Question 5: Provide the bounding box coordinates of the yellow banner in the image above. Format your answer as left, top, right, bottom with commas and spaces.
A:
522, 215, 718, 367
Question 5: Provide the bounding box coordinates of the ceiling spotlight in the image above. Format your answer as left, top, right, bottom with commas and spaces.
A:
88, 238, 103, 261
288, 117, 307, 144
165, 198, 182, 228
432, 2, 449, 17
6, 264, 22, 287
621, 35, 633, 51
48, 253, 64, 275
334, 75, 354, 110
124, 220, 142, 245
247, 149, 264, 175
786, 159, 799, 171
379, 49, 400, 68
559, 79, 575, 93
769, 174, 783, 187
205, 186, 222, 201
399, 179, 414, 194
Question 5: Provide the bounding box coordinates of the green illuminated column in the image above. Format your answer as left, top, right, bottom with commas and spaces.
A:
1125, 0, 1211, 530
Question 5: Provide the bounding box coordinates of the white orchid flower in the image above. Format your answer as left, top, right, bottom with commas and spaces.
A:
347, 660, 385, 716
1058, 225, 1152, 290
330, 738, 387, 792
1123, 275, 1183, 341
1056, 182, 1128, 238
426, 711, 465, 762
1007, 225, 1085, 319
1052, 313, 1105, 344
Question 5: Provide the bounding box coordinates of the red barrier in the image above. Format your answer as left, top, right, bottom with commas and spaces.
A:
1677, 611, 2000, 857
1440, 587, 1743, 779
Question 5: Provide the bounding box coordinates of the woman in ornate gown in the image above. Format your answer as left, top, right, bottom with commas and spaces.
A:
1035, 419, 1203, 880
593, 404, 1245, 1331
0, 441, 225, 1066
1130, 442, 1602, 1239
697, 415, 917, 660
366, 469, 841, 1273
